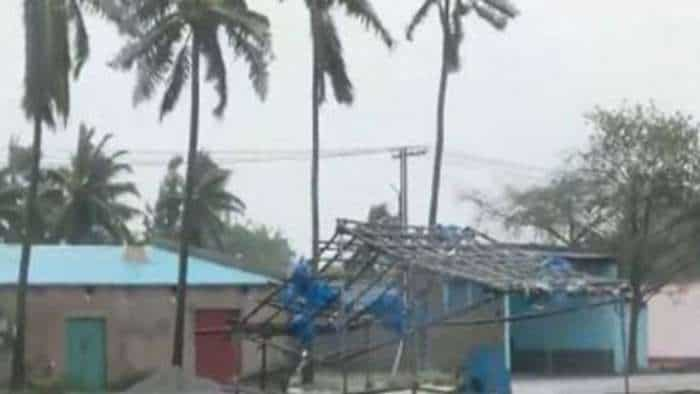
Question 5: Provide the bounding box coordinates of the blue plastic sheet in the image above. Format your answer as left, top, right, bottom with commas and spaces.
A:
280, 260, 340, 345
461, 345, 511, 394
365, 287, 407, 334
280, 260, 408, 346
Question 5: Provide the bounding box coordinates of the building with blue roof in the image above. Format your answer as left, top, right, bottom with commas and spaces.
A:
0, 244, 270, 287
0, 244, 279, 389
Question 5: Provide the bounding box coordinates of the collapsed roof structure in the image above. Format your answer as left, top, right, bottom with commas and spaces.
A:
229, 219, 628, 393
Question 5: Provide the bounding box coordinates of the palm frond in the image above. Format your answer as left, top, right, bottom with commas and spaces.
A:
338, 0, 393, 47
104, 182, 140, 197
407, 0, 435, 40
70, 0, 90, 78
49, 2, 72, 124
23, 0, 56, 126
317, 15, 353, 104
91, 133, 114, 162
481, 0, 519, 18
160, 40, 191, 119
132, 23, 184, 105
109, 15, 183, 69
200, 27, 228, 117
208, 5, 271, 49
225, 25, 269, 99
473, 1, 508, 30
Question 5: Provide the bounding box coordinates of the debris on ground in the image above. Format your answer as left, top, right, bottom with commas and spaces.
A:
121, 367, 221, 393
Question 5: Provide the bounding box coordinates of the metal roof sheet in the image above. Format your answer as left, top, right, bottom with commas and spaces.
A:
0, 245, 272, 287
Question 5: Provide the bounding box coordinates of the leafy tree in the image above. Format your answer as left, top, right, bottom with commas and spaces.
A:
46, 125, 140, 244
301, 0, 394, 277
463, 172, 610, 249
465, 103, 700, 372
368, 202, 400, 226
13, 0, 91, 388
110, 0, 270, 367
152, 152, 245, 249
152, 156, 185, 238
581, 103, 700, 371
6, 137, 33, 185
0, 171, 22, 241
220, 223, 294, 279
406, 0, 518, 226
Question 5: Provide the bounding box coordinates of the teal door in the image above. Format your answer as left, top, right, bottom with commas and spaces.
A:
66, 318, 106, 391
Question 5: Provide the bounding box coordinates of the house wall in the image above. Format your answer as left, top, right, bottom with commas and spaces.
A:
317, 275, 504, 374
0, 285, 283, 385
431, 278, 505, 374
509, 293, 648, 374
649, 283, 700, 363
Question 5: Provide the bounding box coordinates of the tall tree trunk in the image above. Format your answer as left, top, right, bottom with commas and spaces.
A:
10, 116, 42, 390
303, 4, 321, 384
428, 17, 450, 227
172, 31, 200, 367
627, 287, 641, 373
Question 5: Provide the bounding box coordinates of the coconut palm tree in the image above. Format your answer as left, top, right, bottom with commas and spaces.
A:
46, 125, 140, 244
297, 0, 393, 382
13, 0, 90, 388
153, 152, 245, 249
109, 0, 271, 366
303, 0, 393, 272
407, 0, 519, 226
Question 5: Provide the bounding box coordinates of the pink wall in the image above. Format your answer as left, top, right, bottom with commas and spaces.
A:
649, 283, 700, 358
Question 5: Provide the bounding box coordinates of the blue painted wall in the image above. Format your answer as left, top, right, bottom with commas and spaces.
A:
509, 293, 648, 373
443, 259, 649, 374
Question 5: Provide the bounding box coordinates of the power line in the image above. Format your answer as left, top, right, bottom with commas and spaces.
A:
0, 146, 561, 179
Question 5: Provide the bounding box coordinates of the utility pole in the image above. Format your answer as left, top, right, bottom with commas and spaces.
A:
391, 146, 428, 228
389, 146, 427, 378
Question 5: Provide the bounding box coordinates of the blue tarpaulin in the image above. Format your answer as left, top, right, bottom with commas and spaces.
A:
461, 345, 511, 394
280, 260, 407, 345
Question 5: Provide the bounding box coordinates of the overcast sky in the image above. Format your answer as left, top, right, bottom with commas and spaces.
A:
2, 1, 700, 255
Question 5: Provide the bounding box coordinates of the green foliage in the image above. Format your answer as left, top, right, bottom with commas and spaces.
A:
465, 172, 608, 249
468, 102, 700, 290
407, 0, 518, 73
305, 0, 394, 105
152, 152, 245, 249
466, 102, 700, 370
45, 125, 140, 244
22, 0, 91, 127
0, 173, 23, 241
108, 0, 272, 119
580, 103, 700, 291
220, 222, 295, 279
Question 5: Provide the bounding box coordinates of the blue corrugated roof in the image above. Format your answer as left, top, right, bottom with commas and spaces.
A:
0, 245, 272, 287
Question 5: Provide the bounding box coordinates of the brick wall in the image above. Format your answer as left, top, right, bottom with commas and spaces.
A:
0, 285, 284, 384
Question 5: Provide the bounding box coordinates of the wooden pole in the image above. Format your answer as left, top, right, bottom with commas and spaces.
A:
365, 324, 372, 390
260, 339, 268, 391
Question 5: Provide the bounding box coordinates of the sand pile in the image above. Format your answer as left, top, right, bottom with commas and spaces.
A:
122, 367, 222, 393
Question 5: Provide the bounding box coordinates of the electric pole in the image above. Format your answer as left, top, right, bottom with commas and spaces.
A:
389, 146, 427, 377
391, 146, 428, 228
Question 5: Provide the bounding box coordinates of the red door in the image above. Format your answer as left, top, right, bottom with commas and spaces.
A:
195, 309, 241, 383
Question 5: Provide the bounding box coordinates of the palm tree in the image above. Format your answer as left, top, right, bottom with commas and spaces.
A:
298, 0, 393, 383
13, 0, 90, 388
46, 125, 139, 244
303, 0, 393, 271
407, 0, 518, 226
109, 0, 271, 366
153, 152, 245, 249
